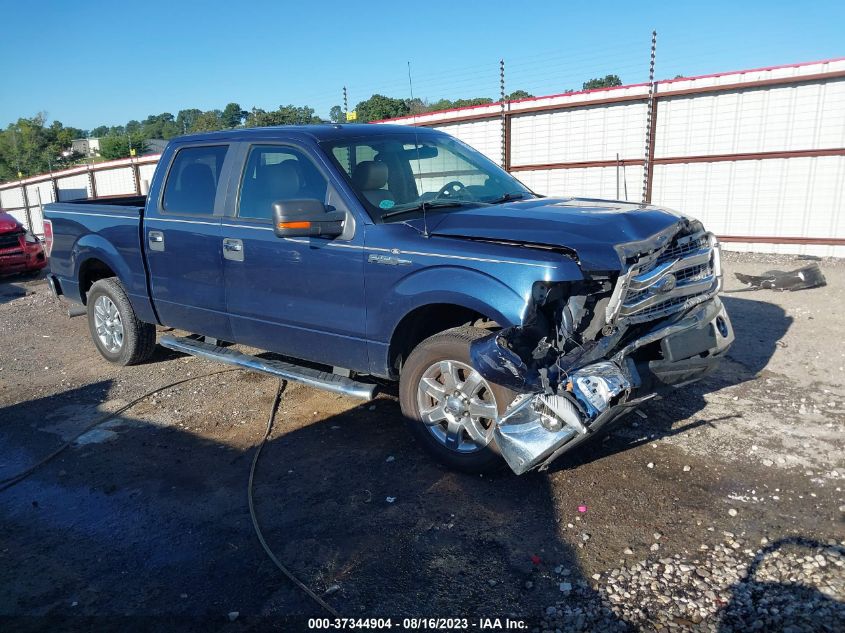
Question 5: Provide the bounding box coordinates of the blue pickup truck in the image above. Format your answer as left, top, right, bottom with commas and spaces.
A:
43, 124, 733, 474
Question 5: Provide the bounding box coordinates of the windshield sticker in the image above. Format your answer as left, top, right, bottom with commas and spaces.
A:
379, 199, 395, 210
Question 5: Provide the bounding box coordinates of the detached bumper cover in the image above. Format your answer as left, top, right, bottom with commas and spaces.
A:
487, 297, 733, 474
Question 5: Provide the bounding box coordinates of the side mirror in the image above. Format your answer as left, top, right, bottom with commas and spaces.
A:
272, 199, 345, 238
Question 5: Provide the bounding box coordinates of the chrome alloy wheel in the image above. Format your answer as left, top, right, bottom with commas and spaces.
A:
93, 295, 124, 353
416, 360, 499, 453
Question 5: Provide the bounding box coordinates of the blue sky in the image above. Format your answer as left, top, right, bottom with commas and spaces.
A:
0, 0, 842, 130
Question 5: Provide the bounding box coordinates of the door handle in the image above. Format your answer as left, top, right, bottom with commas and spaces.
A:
148, 230, 165, 251
223, 238, 244, 262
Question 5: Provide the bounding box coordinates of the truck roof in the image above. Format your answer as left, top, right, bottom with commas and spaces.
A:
171, 123, 443, 145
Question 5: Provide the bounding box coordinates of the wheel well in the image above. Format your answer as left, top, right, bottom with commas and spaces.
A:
389, 304, 496, 376
79, 258, 116, 303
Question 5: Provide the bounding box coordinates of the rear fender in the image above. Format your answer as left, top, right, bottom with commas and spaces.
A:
71, 234, 157, 323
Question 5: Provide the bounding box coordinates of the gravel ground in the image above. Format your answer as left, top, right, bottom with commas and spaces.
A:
0, 252, 843, 631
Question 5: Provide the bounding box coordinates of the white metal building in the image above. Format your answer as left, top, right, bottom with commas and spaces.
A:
379, 57, 845, 257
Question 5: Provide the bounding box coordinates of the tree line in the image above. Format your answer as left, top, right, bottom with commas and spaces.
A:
0, 75, 622, 182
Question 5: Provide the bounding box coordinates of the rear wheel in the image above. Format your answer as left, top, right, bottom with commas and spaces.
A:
87, 277, 156, 366
399, 326, 515, 473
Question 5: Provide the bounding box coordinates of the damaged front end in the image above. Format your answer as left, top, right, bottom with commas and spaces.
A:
470, 221, 735, 475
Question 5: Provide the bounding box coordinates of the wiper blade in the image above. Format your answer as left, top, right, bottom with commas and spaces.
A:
486, 192, 528, 204
381, 200, 466, 219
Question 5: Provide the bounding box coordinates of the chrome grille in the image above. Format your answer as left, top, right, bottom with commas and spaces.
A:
674, 262, 710, 283
609, 231, 721, 325
656, 232, 709, 263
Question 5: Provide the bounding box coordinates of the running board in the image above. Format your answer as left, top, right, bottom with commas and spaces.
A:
159, 335, 377, 400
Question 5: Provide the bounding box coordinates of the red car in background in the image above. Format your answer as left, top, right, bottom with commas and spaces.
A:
0, 211, 47, 276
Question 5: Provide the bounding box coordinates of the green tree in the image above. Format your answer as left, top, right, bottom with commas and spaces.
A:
222, 102, 247, 128
506, 90, 533, 100
176, 109, 203, 134
99, 133, 148, 160
406, 97, 428, 115
190, 110, 224, 132
427, 97, 493, 112
0, 113, 86, 180
582, 75, 622, 90
354, 94, 410, 122
329, 105, 344, 123
141, 113, 179, 139
244, 105, 321, 127
90, 125, 110, 138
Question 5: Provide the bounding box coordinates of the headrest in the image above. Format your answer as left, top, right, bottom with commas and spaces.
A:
352, 161, 388, 190
180, 163, 214, 191
263, 161, 301, 198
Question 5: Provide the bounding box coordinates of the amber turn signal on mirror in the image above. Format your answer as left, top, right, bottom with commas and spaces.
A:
277, 221, 311, 230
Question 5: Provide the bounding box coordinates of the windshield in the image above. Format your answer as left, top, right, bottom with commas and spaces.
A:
320, 133, 533, 222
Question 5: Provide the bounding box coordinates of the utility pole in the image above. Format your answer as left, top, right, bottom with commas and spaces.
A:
343, 86, 348, 121
616, 153, 621, 200
642, 30, 658, 204
500, 59, 507, 170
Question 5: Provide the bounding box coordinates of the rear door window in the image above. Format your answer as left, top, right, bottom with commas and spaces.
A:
162, 145, 229, 215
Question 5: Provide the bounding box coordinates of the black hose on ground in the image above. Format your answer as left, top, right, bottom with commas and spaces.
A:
247, 379, 341, 617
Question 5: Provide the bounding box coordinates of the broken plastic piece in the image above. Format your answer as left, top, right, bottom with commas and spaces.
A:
578, 505, 588, 513
493, 360, 632, 474
734, 263, 826, 292
470, 332, 536, 392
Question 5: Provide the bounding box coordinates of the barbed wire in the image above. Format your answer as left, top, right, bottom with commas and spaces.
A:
292, 37, 821, 120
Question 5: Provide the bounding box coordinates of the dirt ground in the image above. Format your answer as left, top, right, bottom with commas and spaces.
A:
1, 252, 843, 631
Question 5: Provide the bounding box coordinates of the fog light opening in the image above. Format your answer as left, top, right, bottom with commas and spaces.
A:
716, 316, 729, 338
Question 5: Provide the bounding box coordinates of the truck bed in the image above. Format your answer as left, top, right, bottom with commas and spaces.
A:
44, 196, 155, 322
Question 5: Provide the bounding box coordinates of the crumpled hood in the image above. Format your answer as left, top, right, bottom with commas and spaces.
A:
423, 198, 688, 271
0, 212, 23, 233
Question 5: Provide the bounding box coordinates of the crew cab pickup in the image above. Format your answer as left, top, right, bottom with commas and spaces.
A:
44, 125, 734, 474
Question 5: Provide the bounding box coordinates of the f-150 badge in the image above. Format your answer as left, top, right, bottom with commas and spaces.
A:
368, 253, 412, 266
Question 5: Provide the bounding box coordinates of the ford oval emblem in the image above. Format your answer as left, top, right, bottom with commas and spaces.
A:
654, 274, 677, 294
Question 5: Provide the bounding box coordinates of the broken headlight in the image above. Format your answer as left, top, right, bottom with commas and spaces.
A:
568, 361, 631, 418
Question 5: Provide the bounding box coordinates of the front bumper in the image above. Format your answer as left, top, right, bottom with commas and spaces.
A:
492, 297, 733, 474
0, 243, 47, 275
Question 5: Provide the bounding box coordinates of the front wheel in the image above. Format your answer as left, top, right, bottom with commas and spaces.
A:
399, 326, 515, 473
87, 277, 156, 366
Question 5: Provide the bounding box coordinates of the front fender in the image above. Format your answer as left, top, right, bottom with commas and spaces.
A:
375, 265, 530, 344
366, 264, 532, 376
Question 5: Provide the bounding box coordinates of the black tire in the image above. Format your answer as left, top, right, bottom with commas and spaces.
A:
399, 326, 516, 473
86, 277, 156, 366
